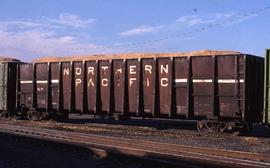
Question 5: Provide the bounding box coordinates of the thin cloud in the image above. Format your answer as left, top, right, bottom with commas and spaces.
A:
0, 29, 103, 61
119, 25, 165, 37
0, 21, 41, 28
176, 15, 205, 26
176, 13, 234, 26
119, 13, 236, 37
45, 13, 96, 28
0, 21, 47, 32
0, 13, 97, 31
0, 14, 101, 61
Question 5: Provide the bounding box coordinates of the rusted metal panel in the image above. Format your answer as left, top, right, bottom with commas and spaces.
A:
157, 58, 172, 116
86, 61, 97, 113
50, 62, 60, 111
127, 59, 140, 115
73, 61, 83, 113
99, 60, 111, 114
142, 58, 156, 116
239, 56, 245, 117
191, 56, 213, 117
173, 57, 189, 117
35, 63, 48, 111
0, 63, 19, 113
235, 55, 245, 119
216, 56, 238, 117
112, 59, 125, 114
20, 63, 33, 109
258, 57, 265, 122
8, 63, 18, 113
264, 50, 270, 125
265, 58, 270, 124
245, 55, 264, 123
61, 62, 71, 112
0, 63, 8, 110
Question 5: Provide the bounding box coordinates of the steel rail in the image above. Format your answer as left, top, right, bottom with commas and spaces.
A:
0, 122, 269, 168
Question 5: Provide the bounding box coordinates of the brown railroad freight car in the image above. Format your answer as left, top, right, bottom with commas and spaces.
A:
23, 51, 264, 132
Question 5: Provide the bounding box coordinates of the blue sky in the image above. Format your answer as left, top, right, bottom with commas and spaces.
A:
0, 0, 269, 61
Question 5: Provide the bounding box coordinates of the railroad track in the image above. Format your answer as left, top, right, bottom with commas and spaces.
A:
3, 119, 198, 138
0, 122, 269, 168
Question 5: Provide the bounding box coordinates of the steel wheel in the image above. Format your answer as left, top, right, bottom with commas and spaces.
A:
0, 111, 11, 119
0, 111, 4, 118
197, 120, 212, 134
27, 112, 41, 121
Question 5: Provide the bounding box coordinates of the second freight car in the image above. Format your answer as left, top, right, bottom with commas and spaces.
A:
0, 57, 19, 118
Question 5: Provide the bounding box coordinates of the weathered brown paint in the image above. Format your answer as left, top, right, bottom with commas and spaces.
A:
112, 59, 125, 114
158, 58, 172, 116
99, 60, 111, 114
50, 62, 60, 111
127, 59, 140, 115
86, 61, 97, 113
174, 57, 189, 117
20, 64, 33, 109
9, 63, 18, 112
142, 58, 156, 116
61, 62, 71, 111
238, 56, 245, 118
191, 56, 213, 117
0, 62, 18, 113
35, 63, 48, 110
216, 56, 237, 117
18, 54, 263, 124
73, 61, 83, 112
250, 56, 264, 122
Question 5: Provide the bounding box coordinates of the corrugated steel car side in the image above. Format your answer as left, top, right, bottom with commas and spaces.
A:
19, 54, 264, 125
